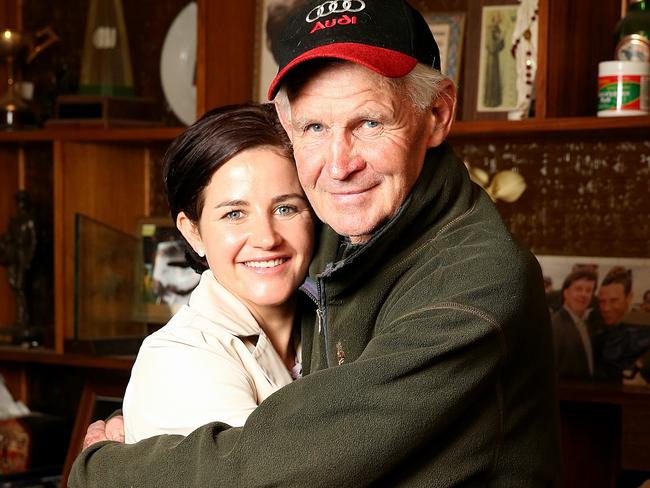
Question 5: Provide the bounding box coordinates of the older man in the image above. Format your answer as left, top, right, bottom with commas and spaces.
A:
70, 1, 560, 486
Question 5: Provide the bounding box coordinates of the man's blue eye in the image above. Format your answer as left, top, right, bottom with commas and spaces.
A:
307, 123, 323, 132
364, 120, 380, 128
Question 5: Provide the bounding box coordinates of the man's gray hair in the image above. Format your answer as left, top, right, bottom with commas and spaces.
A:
275, 61, 452, 116
380, 63, 451, 112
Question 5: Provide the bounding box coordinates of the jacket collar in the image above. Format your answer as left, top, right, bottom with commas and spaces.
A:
189, 270, 263, 337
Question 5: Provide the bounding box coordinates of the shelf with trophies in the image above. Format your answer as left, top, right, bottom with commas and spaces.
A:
45, 0, 161, 128
0, 0, 255, 362
0, 27, 58, 130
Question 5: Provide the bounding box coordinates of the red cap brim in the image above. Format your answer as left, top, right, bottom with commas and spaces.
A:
267, 43, 418, 100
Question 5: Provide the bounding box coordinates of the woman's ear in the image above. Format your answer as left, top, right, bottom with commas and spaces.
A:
176, 212, 204, 256
425, 79, 457, 149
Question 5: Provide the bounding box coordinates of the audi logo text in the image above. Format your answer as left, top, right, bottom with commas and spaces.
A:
306, 0, 366, 23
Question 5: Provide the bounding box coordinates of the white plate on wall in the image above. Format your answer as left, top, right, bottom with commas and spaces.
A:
160, 2, 197, 126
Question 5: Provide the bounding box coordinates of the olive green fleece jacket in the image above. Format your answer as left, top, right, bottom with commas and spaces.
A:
70, 143, 561, 487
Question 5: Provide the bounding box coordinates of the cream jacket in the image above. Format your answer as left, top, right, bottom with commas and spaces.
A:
123, 270, 297, 443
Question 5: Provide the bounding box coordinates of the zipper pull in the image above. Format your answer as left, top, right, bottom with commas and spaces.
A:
317, 308, 323, 334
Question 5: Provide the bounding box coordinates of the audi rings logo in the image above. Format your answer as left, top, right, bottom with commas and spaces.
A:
306, 0, 366, 23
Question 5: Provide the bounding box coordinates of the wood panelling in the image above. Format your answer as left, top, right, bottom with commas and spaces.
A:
197, 0, 256, 114
622, 406, 650, 471
54, 142, 148, 349
544, 0, 621, 117
0, 146, 19, 326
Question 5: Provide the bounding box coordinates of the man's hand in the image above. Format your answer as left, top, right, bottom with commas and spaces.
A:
82, 415, 125, 450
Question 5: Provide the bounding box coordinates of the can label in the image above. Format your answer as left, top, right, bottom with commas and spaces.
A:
615, 34, 650, 63
597, 74, 649, 112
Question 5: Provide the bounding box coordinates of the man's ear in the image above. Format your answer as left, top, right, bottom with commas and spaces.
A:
274, 101, 294, 143
425, 79, 457, 149
176, 212, 203, 255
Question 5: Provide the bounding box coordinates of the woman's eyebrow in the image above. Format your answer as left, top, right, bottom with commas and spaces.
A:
214, 199, 248, 208
272, 193, 308, 204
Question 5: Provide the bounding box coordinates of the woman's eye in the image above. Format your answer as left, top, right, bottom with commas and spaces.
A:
225, 210, 243, 220
275, 204, 297, 216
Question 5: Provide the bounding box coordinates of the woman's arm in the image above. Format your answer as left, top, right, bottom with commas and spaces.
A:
123, 332, 258, 443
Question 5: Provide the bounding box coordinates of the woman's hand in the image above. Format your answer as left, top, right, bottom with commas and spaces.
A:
82, 415, 125, 450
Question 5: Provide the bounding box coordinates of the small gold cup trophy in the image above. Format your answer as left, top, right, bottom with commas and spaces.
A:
0, 27, 59, 129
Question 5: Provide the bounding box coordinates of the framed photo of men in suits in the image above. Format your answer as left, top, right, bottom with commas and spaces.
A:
537, 255, 650, 383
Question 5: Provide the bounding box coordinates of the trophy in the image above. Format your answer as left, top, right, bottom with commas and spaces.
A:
0, 27, 59, 129
0, 191, 41, 347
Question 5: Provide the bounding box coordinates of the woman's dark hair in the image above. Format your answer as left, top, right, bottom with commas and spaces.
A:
163, 103, 293, 273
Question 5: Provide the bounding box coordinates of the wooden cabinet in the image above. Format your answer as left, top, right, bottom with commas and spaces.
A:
559, 381, 650, 488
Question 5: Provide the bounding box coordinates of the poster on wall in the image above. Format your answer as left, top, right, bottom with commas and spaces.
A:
536, 254, 650, 385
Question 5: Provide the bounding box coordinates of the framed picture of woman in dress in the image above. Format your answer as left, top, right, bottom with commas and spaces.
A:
476, 4, 519, 112
460, 0, 520, 120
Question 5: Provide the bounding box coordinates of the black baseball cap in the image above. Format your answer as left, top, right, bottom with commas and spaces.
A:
267, 0, 441, 100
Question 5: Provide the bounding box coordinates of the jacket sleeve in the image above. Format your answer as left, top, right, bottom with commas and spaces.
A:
69, 302, 557, 487
123, 333, 258, 443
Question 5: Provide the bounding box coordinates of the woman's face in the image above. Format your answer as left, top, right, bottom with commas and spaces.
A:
181, 147, 314, 315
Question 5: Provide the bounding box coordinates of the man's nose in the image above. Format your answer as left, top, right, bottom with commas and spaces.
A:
326, 131, 365, 180
249, 217, 282, 249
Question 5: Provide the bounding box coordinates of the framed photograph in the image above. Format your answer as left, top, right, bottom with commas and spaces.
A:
537, 254, 650, 382
461, 0, 519, 120
254, 0, 309, 102
132, 218, 200, 324
476, 4, 519, 112
61, 380, 125, 487
421, 12, 466, 86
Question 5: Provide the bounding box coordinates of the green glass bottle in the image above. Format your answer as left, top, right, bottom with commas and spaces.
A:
615, 0, 650, 61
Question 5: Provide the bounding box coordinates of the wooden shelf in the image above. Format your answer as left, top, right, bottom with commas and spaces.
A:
0, 127, 184, 142
0, 346, 134, 370
558, 379, 650, 405
450, 115, 650, 140
2, 115, 646, 145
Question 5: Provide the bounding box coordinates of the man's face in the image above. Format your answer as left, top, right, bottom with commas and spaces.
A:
598, 283, 632, 326
563, 278, 596, 318
280, 63, 437, 243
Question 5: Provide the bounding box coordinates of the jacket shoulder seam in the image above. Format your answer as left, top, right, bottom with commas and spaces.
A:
384, 196, 479, 276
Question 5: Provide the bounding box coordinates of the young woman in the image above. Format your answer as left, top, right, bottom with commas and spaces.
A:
123, 103, 315, 443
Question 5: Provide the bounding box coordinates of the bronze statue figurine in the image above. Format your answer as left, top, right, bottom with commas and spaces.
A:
0, 191, 37, 335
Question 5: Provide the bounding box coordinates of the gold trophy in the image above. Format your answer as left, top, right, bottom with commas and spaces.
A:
0, 27, 59, 129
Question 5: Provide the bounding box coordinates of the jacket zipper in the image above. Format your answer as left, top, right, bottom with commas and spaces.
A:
316, 278, 330, 367
300, 278, 328, 364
